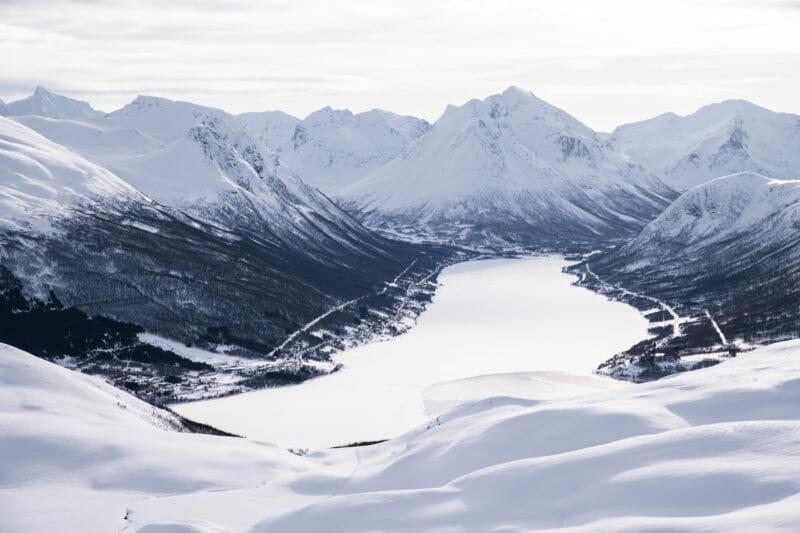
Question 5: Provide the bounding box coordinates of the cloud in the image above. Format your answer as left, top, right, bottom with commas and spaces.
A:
1, 0, 798, 129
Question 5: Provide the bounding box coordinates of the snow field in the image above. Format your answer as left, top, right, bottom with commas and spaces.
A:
4, 338, 800, 531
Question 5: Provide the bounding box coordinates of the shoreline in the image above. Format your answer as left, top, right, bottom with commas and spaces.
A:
173, 255, 650, 449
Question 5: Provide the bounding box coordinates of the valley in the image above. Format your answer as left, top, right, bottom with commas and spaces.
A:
173, 256, 648, 449
2, 82, 800, 533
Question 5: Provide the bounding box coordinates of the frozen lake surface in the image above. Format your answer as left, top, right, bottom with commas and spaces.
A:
174, 256, 650, 448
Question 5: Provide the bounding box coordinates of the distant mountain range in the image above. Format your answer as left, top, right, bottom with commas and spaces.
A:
241, 106, 432, 195
337, 87, 677, 248
610, 100, 800, 191
0, 88, 441, 399
3, 84, 800, 389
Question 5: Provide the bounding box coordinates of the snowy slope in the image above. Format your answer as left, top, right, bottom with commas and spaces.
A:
342, 86, 676, 248
0, 116, 141, 232
263, 106, 432, 194
611, 99, 800, 191
262, 341, 800, 532
0, 98, 7, 116
238, 109, 300, 152
5, 339, 800, 531
619, 171, 800, 251
15, 94, 393, 255
588, 171, 800, 353
0, 343, 309, 533
1, 93, 430, 394
6, 86, 103, 121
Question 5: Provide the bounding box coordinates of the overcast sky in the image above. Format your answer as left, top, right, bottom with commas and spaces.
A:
1, 0, 798, 131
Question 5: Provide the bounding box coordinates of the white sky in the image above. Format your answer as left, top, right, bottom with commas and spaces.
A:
1, 0, 799, 131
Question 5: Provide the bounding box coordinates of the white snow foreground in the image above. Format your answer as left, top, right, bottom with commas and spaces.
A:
3, 341, 800, 531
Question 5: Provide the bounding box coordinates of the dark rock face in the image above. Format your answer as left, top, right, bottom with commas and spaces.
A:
556, 135, 592, 161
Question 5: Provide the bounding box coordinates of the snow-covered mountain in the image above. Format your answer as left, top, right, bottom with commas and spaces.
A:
92, 96, 404, 253
610, 99, 800, 191
238, 109, 300, 152
248, 106, 432, 194
5, 85, 103, 121
1, 93, 436, 397
0, 116, 143, 233
340, 86, 677, 249
11, 92, 418, 260
0, 98, 7, 116
5, 338, 800, 532
616, 171, 800, 255
584, 172, 800, 368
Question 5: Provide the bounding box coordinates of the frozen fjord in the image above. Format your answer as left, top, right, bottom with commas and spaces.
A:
174, 256, 650, 449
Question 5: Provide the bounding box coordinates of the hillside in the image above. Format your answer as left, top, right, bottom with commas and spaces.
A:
5, 86, 103, 121
250, 106, 432, 194
575, 172, 800, 379
1, 94, 444, 399
610, 99, 800, 191
341, 86, 677, 249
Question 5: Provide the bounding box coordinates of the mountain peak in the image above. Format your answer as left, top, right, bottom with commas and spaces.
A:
434, 86, 592, 142
344, 89, 673, 248
715, 98, 761, 109
263, 106, 431, 193
497, 85, 553, 109
132, 94, 167, 104
33, 85, 53, 97
503, 84, 528, 95
694, 99, 776, 121
6, 86, 101, 121
117, 95, 229, 120
500, 85, 536, 102
610, 99, 800, 191
304, 106, 354, 123
437, 89, 533, 122
109, 95, 181, 121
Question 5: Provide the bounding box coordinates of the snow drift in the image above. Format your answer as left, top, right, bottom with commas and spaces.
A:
3, 338, 800, 531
